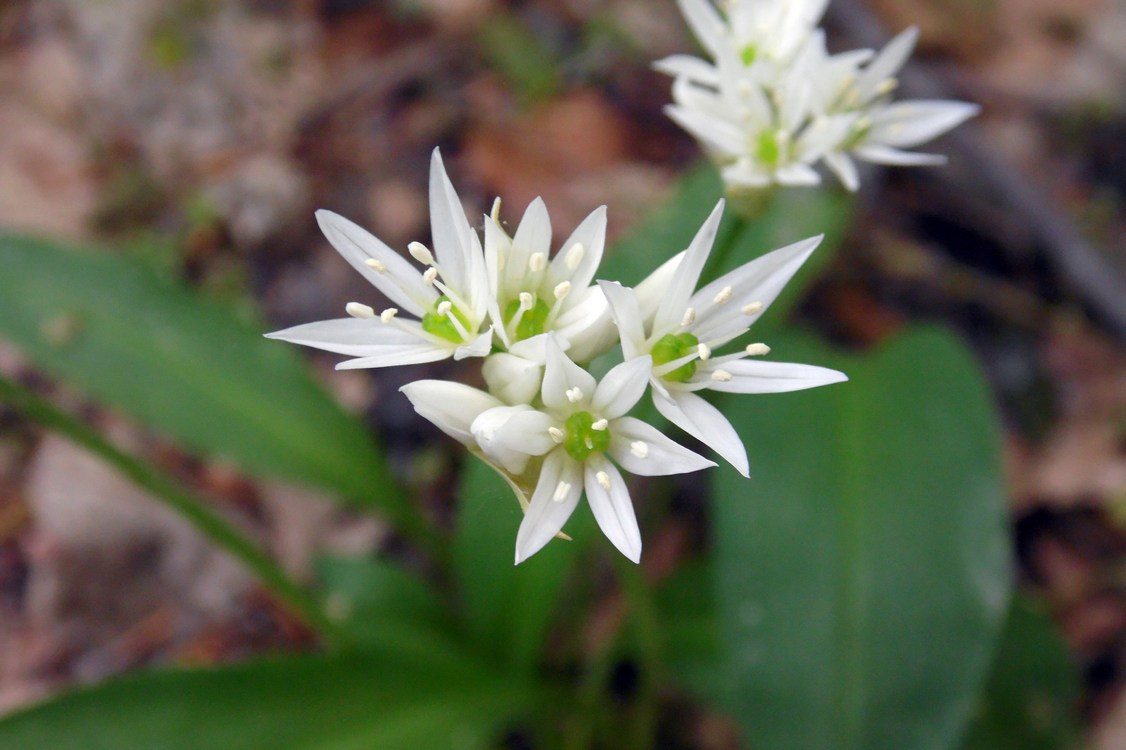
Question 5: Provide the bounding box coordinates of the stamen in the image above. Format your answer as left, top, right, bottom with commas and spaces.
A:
490, 197, 502, 224
742, 301, 764, 315
877, 77, 898, 95
364, 258, 387, 273
528, 253, 547, 273
713, 286, 733, 305
345, 302, 375, 319
745, 343, 771, 356
436, 300, 452, 317
422, 267, 438, 285
680, 308, 697, 327
629, 441, 649, 459
548, 427, 565, 444
591, 418, 608, 431
711, 369, 733, 382
519, 292, 535, 310
596, 471, 611, 490
697, 343, 712, 361
565, 386, 584, 403
553, 481, 571, 503
553, 281, 572, 301
380, 308, 399, 324
408, 242, 434, 266
564, 242, 584, 270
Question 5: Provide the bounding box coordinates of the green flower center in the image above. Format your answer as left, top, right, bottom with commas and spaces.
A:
421, 296, 472, 343
651, 332, 700, 383
563, 411, 611, 462
756, 129, 782, 167
740, 44, 758, 65
503, 295, 552, 342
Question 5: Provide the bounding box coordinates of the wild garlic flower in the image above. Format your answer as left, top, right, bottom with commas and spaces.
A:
656, 0, 978, 192
601, 200, 847, 476
266, 149, 492, 368
468, 338, 715, 563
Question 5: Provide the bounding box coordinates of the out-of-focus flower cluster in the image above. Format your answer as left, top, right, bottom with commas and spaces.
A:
656, 0, 979, 192
268, 151, 847, 563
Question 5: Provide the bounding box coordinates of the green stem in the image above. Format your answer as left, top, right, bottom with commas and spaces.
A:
0, 375, 348, 648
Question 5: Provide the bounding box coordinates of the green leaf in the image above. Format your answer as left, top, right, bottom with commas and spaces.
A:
961, 595, 1082, 750
0, 650, 536, 750
712, 326, 1011, 750
453, 456, 589, 675
476, 12, 561, 106
0, 234, 385, 504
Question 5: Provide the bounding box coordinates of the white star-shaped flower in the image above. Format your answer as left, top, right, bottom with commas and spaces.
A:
470, 339, 715, 564
601, 200, 847, 476
265, 149, 492, 368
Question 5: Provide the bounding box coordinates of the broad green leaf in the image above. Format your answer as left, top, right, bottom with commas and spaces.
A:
961, 595, 1082, 750
0, 650, 537, 750
654, 562, 723, 701
0, 235, 386, 504
713, 326, 1011, 750
453, 456, 590, 675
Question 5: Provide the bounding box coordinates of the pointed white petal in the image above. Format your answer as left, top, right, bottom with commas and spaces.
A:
823, 150, 860, 192
453, 328, 495, 361
547, 205, 606, 293
471, 405, 555, 475
593, 355, 653, 420
703, 359, 848, 393
651, 387, 749, 477
400, 380, 503, 447
855, 26, 918, 102
335, 344, 451, 369
550, 287, 616, 363
867, 100, 979, 148
633, 250, 686, 326
515, 450, 582, 564
585, 456, 642, 563
542, 335, 597, 412
598, 281, 648, 360
265, 317, 414, 357
608, 416, 716, 477
853, 144, 946, 166
691, 235, 822, 343
483, 352, 543, 406
652, 54, 720, 85
652, 200, 725, 336
774, 163, 823, 186
664, 105, 745, 156
676, 0, 728, 58
428, 149, 474, 299
315, 210, 436, 318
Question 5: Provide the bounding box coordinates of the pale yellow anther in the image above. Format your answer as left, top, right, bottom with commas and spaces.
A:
680, 308, 697, 327
408, 242, 434, 266
553, 481, 571, 503
346, 302, 375, 319
565, 242, 585, 270
711, 369, 733, 382
490, 197, 502, 224
422, 267, 438, 285
713, 286, 733, 305
380, 308, 399, 324
745, 343, 771, 356
436, 300, 452, 316
548, 426, 565, 444
553, 281, 572, 301
596, 471, 612, 490
697, 343, 712, 361
529, 253, 547, 273
629, 440, 649, 459
565, 386, 584, 404
519, 292, 535, 310
877, 77, 899, 95
365, 258, 387, 273
591, 418, 609, 431
742, 301, 764, 315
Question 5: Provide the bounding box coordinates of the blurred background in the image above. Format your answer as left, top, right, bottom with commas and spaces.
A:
0, 0, 1124, 747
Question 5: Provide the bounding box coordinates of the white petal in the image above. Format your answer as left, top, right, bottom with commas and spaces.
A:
676, 0, 728, 58
652, 200, 725, 336
453, 327, 494, 361
551, 287, 615, 363
651, 387, 749, 477
703, 359, 848, 393
652, 54, 720, 85
510, 197, 553, 289
866, 100, 979, 148
400, 380, 503, 447
773, 163, 823, 186
823, 150, 860, 192
608, 416, 716, 477
428, 149, 475, 303
547, 205, 606, 294
585, 456, 642, 563
664, 105, 745, 156
633, 250, 686, 326
691, 235, 822, 343
483, 352, 543, 405
853, 144, 946, 166
598, 281, 647, 360
515, 450, 582, 564
315, 210, 436, 318
855, 26, 918, 102
265, 317, 415, 357
542, 335, 597, 412
471, 405, 555, 475
592, 355, 653, 420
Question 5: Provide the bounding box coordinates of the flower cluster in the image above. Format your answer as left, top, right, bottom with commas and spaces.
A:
656, 0, 979, 191
268, 151, 847, 563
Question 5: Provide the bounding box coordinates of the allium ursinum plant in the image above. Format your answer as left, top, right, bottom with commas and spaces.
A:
656, 0, 979, 192
268, 149, 846, 563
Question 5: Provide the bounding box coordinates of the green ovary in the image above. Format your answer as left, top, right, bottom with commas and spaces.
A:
741, 44, 757, 65
651, 332, 700, 383
756, 130, 782, 167
563, 411, 611, 462
503, 296, 552, 341
421, 296, 473, 343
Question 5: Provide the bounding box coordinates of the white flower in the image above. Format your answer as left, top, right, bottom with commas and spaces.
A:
656, 1, 978, 192
265, 149, 493, 368
471, 339, 715, 564
400, 380, 505, 449
601, 200, 847, 477
483, 197, 617, 364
